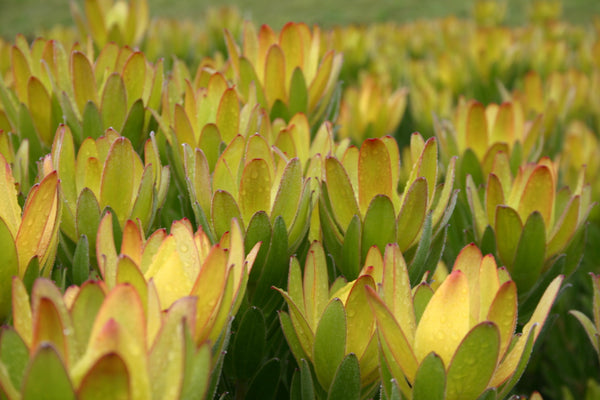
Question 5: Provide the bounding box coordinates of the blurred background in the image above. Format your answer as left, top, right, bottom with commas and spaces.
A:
1, 0, 600, 38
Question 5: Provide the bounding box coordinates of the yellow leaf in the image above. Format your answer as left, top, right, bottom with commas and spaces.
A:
414, 269, 470, 367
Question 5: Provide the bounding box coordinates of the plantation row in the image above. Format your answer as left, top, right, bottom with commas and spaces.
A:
0, 1, 598, 399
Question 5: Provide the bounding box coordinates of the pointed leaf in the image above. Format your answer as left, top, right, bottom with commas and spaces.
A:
327, 353, 360, 400
412, 353, 446, 400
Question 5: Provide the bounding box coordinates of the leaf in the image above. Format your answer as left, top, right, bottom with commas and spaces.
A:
72, 51, 98, 115
494, 206, 522, 269
325, 157, 359, 231
16, 172, 59, 276
313, 299, 347, 389
396, 178, 428, 252
245, 358, 281, 400
365, 286, 418, 383
27, 77, 53, 145
99, 138, 134, 227
82, 100, 103, 138
300, 359, 316, 400
446, 322, 500, 400
72, 235, 90, 285
518, 165, 554, 228
100, 73, 127, 131
358, 139, 392, 215
76, 188, 101, 256
232, 307, 266, 380
279, 311, 310, 366
511, 212, 546, 294
303, 242, 331, 331
412, 353, 446, 400
0, 218, 18, 320
569, 310, 599, 354
408, 212, 433, 286
270, 158, 302, 229
22, 344, 75, 400
120, 99, 145, 150
263, 45, 286, 109
362, 195, 396, 262
216, 88, 240, 143
414, 270, 470, 367
288, 68, 308, 115
77, 353, 130, 400
0, 328, 29, 390
327, 353, 360, 400
340, 215, 361, 280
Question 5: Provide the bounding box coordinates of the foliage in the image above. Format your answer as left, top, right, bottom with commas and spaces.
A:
0, 0, 598, 399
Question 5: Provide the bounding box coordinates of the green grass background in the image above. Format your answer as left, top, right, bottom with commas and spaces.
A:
1, 0, 600, 39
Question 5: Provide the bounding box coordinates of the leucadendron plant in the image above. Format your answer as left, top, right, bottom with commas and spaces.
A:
70, 0, 149, 48
0, 154, 61, 321
367, 243, 563, 400
51, 124, 169, 271
0, 36, 163, 162
0, 277, 219, 400
276, 242, 395, 399
319, 133, 457, 281
183, 132, 313, 311
466, 155, 594, 316
337, 75, 408, 144
434, 98, 545, 187
95, 214, 258, 346
225, 21, 343, 126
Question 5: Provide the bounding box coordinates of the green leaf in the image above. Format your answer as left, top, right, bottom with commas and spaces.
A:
313, 298, 347, 389
100, 73, 127, 131
497, 326, 537, 399
459, 149, 484, 187
99, 138, 135, 227
476, 388, 498, 400
82, 101, 104, 140
245, 358, 281, 400
245, 211, 272, 293
198, 124, 222, 172
120, 99, 145, 150
271, 158, 302, 229
0, 218, 18, 320
341, 215, 361, 280
319, 188, 343, 268
76, 188, 101, 257
446, 322, 500, 400
412, 353, 446, 400
325, 157, 360, 232
254, 216, 288, 314
279, 311, 310, 366
180, 331, 211, 400
72, 235, 90, 285
270, 99, 291, 121
211, 190, 243, 240
396, 177, 428, 252
413, 284, 434, 325
511, 211, 546, 294
495, 206, 522, 270
232, 307, 266, 380
22, 257, 39, 294
0, 328, 29, 390
362, 195, 396, 263
289, 68, 308, 116
327, 353, 360, 400
22, 344, 75, 400
409, 212, 433, 286
19, 103, 44, 164
301, 359, 316, 400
